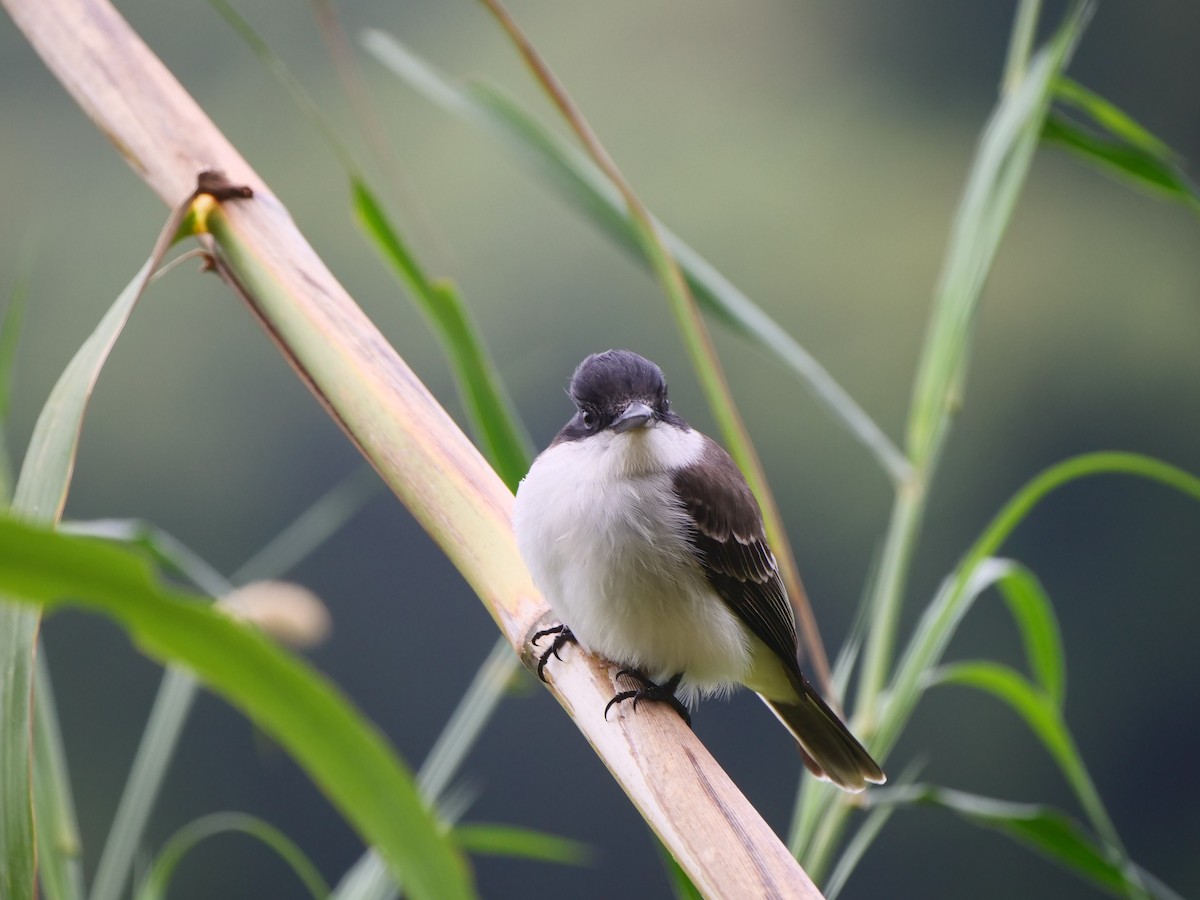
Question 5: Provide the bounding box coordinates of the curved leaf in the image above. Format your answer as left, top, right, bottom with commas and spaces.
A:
994, 562, 1066, 706
135, 812, 328, 900
872, 785, 1177, 899
0, 516, 474, 900
929, 661, 1119, 849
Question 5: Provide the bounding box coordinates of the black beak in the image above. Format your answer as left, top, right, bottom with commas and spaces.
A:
612, 401, 654, 434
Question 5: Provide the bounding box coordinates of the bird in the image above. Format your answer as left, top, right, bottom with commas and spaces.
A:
512, 349, 885, 792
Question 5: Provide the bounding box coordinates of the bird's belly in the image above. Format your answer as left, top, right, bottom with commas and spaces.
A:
515, 468, 751, 695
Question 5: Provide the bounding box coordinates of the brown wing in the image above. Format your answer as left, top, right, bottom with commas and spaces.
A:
671, 436, 801, 675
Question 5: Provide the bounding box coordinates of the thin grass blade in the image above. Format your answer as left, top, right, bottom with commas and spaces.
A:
0, 516, 475, 900
353, 181, 533, 489
994, 562, 1065, 706
134, 812, 328, 900
0, 277, 27, 501
31, 654, 84, 900
873, 785, 1175, 899
206, 5, 535, 490
904, 3, 1090, 469
882, 452, 1200, 760
929, 661, 1120, 850
1054, 77, 1175, 157
334, 636, 520, 900
361, 29, 908, 484
1042, 114, 1200, 213
453, 823, 591, 866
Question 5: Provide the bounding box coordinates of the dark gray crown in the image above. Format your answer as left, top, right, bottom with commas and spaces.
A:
569, 349, 667, 409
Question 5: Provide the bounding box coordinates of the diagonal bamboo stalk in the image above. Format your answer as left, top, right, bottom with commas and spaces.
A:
5, 0, 824, 895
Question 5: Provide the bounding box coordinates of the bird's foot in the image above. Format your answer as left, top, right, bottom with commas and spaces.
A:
531, 623, 576, 682
604, 670, 691, 728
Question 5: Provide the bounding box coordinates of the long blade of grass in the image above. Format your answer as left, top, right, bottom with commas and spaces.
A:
0, 276, 27, 501
1041, 113, 1200, 213
353, 181, 533, 489
0, 516, 475, 900
361, 30, 909, 486
823, 761, 923, 900
134, 812, 328, 900
856, 2, 1092, 727
872, 786, 1177, 899
86, 468, 381, 900
929, 661, 1120, 849
453, 823, 591, 867
1054, 77, 1175, 157
334, 636, 521, 900
882, 452, 1200, 760
207, 2, 535, 492
2, 185, 196, 900
31, 654, 83, 900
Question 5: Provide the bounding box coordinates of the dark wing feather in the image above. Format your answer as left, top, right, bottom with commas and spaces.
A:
671, 436, 801, 673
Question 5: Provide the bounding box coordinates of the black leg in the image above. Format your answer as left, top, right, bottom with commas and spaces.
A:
604, 670, 691, 728
531, 624, 576, 682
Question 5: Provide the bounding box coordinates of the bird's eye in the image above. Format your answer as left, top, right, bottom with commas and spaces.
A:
581, 410, 597, 429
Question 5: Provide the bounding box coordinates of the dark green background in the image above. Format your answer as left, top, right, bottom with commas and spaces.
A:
2, 1, 1199, 897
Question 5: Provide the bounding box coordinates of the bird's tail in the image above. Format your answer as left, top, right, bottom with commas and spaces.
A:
762, 686, 885, 793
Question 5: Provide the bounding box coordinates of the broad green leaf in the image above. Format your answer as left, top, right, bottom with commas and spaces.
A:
353, 181, 532, 489
135, 812, 328, 900
87, 470, 378, 900
929, 661, 1119, 850
1042, 114, 1200, 213
453, 823, 591, 866
0, 516, 474, 900
872, 786, 1177, 899
361, 29, 908, 484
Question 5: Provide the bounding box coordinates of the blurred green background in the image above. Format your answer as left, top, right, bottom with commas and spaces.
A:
3, 1, 1199, 897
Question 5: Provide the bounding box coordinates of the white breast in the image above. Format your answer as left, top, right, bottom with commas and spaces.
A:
513, 423, 752, 702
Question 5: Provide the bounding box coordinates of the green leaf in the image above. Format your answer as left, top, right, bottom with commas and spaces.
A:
453, 823, 591, 867
659, 843, 703, 900
361, 30, 908, 484
872, 786, 1177, 899
1054, 76, 1174, 158
135, 812, 328, 900
0, 278, 26, 501
993, 561, 1066, 707
882, 451, 1200, 761
32, 655, 83, 900
352, 180, 533, 490
904, 3, 1090, 468
0, 516, 474, 900
929, 661, 1120, 851
87, 471, 380, 900
1042, 113, 1200, 213
3, 252, 160, 900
